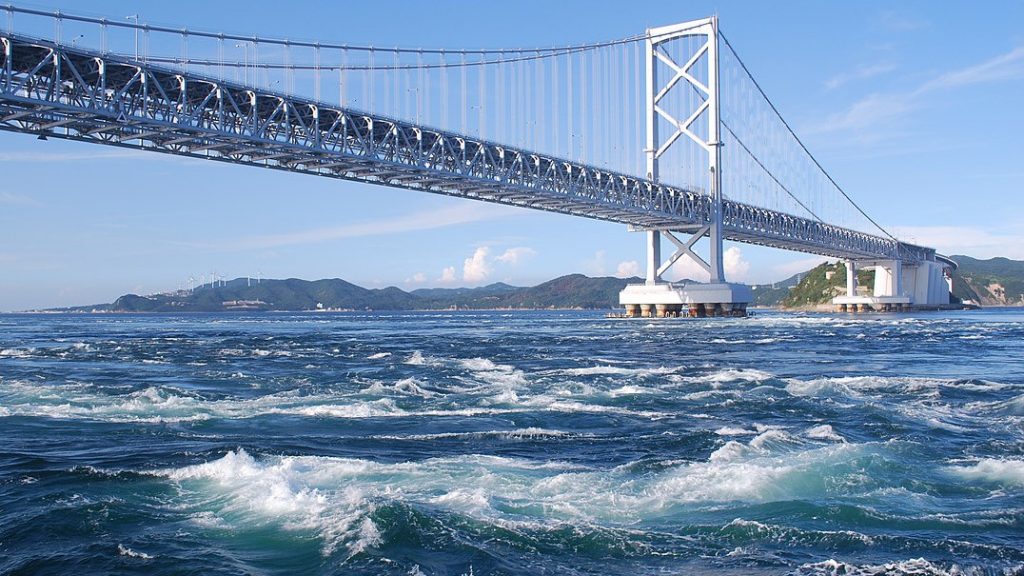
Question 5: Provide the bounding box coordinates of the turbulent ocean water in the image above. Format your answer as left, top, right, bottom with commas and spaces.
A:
1, 309, 1022, 575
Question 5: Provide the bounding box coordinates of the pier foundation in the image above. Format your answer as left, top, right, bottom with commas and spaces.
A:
620, 282, 753, 319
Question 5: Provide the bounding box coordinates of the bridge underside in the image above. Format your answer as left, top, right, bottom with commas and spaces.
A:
1, 34, 937, 265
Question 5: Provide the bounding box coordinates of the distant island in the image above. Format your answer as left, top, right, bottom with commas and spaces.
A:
40, 255, 1024, 313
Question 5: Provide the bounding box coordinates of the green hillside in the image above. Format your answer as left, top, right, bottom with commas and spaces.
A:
780, 262, 873, 308
950, 255, 1024, 305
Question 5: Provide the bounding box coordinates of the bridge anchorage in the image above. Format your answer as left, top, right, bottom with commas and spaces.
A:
0, 8, 954, 313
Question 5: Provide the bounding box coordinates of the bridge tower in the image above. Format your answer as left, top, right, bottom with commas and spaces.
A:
619, 17, 752, 318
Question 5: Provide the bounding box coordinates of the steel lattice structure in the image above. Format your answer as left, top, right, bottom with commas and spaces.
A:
0, 34, 938, 263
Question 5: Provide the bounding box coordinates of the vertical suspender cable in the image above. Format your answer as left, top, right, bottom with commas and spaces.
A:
579, 49, 585, 161
441, 49, 448, 130
552, 49, 559, 156
460, 51, 467, 134
284, 41, 292, 94
383, 49, 390, 116
394, 48, 400, 118
314, 42, 321, 101
537, 49, 543, 153
498, 50, 504, 144
340, 47, 347, 107
567, 50, 573, 160
417, 48, 424, 124
424, 49, 431, 125
368, 46, 374, 113
478, 53, 485, 139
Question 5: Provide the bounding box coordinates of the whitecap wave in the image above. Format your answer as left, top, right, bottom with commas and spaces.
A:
947, 458, 1024, 487
117, 544, 153, 560
796, 558, 965, 576
715, 426, 757, 436
805, 424, 845, 443
561, 365, 678, 377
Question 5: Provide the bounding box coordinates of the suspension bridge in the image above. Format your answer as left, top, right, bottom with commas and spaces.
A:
0, 6, 955, 316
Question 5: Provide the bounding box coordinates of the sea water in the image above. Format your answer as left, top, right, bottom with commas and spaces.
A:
0, 309, 1022, 575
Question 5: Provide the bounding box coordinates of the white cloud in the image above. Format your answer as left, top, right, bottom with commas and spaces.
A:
222, 204, 509, 251
615, 260, 641, 278
664, 246, 749, 282
585, 250, 608, 276
462, 246, 491, 283
439, 266, 457, 283
405, 272, 427, 284
724, 246, 750, 281
667, 256, 709, 282
495, 247, 536, 265
824, 62, 896, 91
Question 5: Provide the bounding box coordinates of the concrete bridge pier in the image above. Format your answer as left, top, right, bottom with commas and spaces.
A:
618, 226, 752, 319
833, 258, 955, 312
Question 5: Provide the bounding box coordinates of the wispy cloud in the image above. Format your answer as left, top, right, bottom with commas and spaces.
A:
876, 10, 930, 32
887, 225, 1024, 259
922, 46, 1024, 91
0, 191, 42, 207
0, 150, 150, 162
807, 45, 1024, 138
219, 203, 513, 251
824, 62, 896, 91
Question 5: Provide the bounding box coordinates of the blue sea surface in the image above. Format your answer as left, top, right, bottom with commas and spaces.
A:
1, 309, 1022, 575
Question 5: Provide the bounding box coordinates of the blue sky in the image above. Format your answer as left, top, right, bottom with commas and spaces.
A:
1, 1, 1023, 310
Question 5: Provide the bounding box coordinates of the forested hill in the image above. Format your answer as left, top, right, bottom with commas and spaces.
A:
68, 274, 642, 312
951, 255, 1024, 305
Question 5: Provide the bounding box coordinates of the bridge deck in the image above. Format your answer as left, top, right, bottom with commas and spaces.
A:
0, 34, 936, 263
